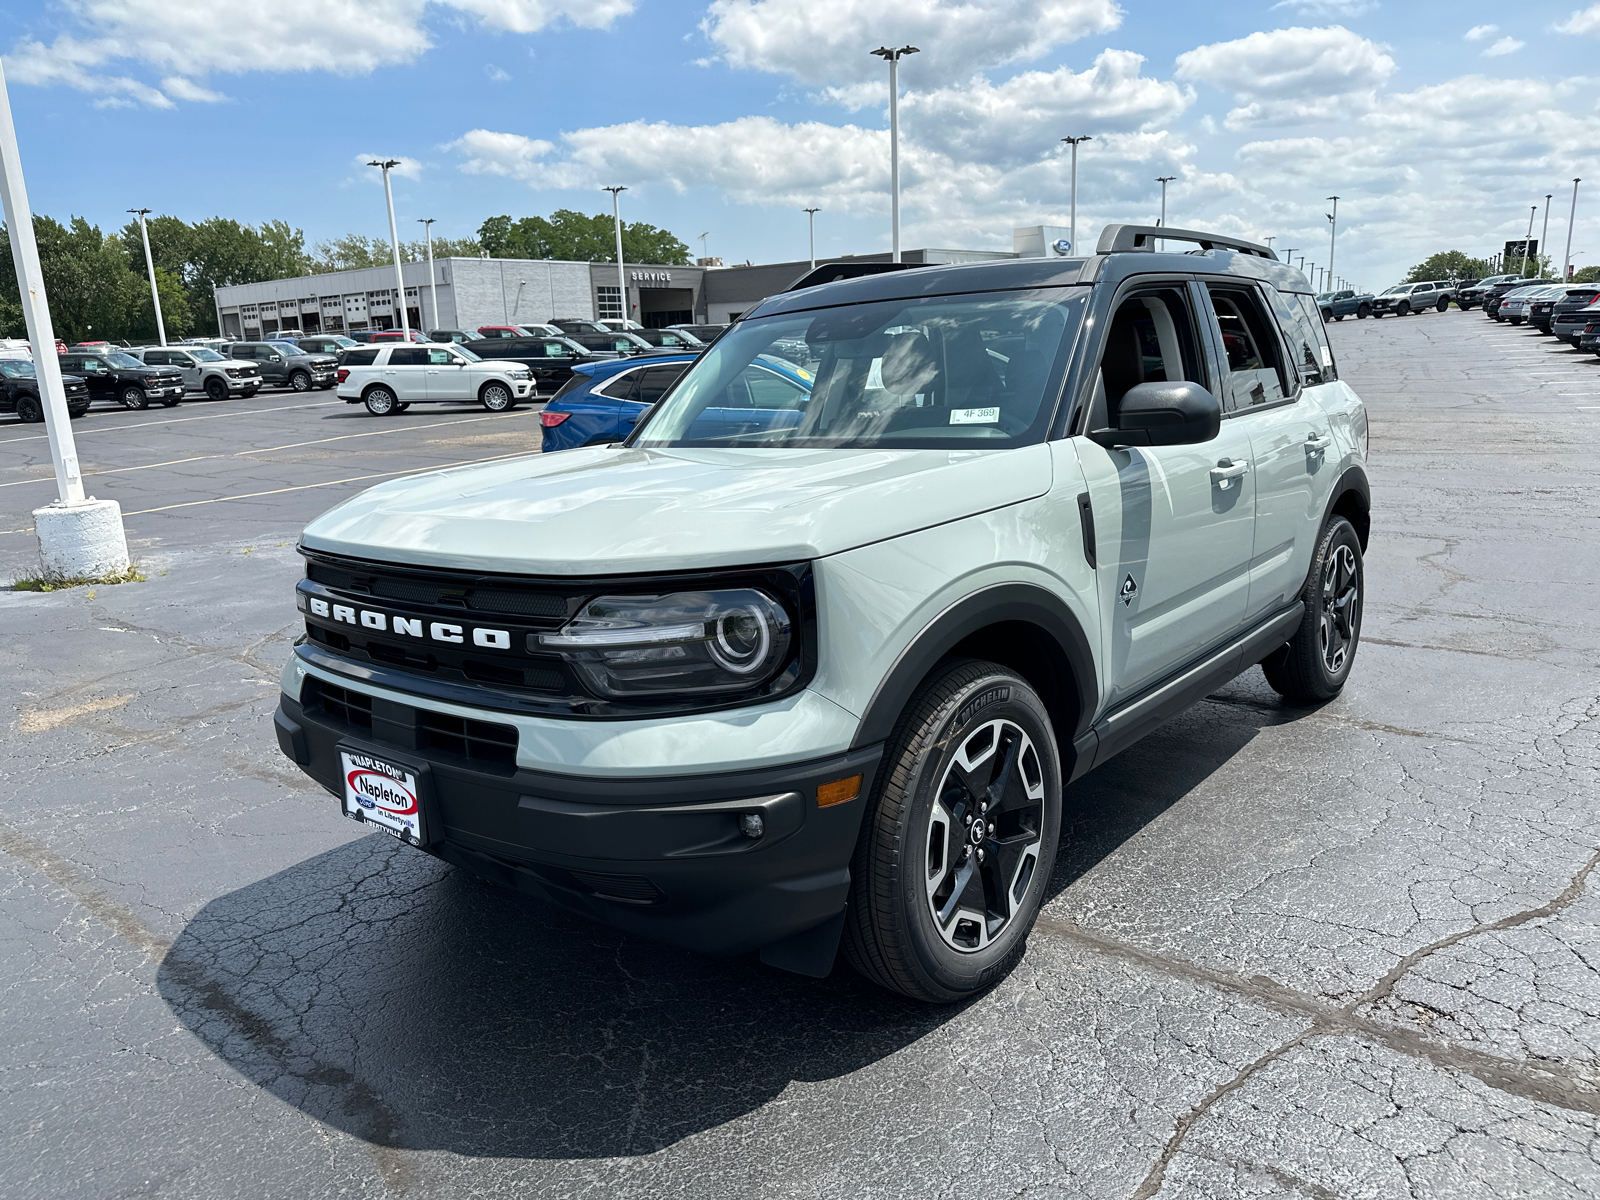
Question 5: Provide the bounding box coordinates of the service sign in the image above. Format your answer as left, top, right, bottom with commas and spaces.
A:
339, 750, 424, 844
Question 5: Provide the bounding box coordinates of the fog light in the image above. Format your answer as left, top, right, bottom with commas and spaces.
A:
817, 774, 862, 808
739, 812, 764, 839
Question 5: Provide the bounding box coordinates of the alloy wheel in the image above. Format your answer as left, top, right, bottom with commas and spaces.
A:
291, 372, 311, 392
925, 719, 1045, 953
1320, 543, 1360, 674
481, 384, 512, 412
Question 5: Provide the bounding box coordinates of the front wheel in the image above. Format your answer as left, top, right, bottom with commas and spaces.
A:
121, 385, 148, 410
363, 386, 397, 416
844, 660, 1061, 1003
1396, 303, 1411, 317
205, 378, 228, 402
1356, 304, 1371, 319
1261, 516, 1364, 704
289, 371, 311, 392
15, 394, 43, 423
1320, 308, 1333, 322
480, 382, 513, 412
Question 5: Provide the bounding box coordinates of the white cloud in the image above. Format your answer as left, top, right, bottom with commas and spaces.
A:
354, 153, 424, 181
449, 130, 559, 181
1483, 36, 1524, 56
1555, 5, 1600, 35
160, 76, 227, 102
1175, 25, 1395, 127
700, 0, 1122, 86
484, 63, 511, 82
1271, 0, 1377, 14
2, 0, 636, 106
1464, 24, 1498, 40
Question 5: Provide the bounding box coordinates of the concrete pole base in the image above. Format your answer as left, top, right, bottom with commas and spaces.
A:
32, 498, 131, 581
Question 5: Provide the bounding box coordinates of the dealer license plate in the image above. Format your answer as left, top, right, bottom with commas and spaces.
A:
339, 749, 425, 845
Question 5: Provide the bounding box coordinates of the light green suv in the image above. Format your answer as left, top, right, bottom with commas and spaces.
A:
275, 224, 1371, 1002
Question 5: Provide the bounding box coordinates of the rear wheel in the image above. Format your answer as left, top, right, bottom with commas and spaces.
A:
205, 377, 228, 402
363, 386, 397, 416
1261, 516, 1364, 704
120, 385, 148, 410
1356, 304, 1370, 318
844, 660, 1061, 1003
14, 394, 42, 423
1437, 298, 1449, 313
480, 382, 513, 412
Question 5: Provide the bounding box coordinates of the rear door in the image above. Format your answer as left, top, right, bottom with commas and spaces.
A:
1072, 280, 1257, 706
384, 347, 428, 400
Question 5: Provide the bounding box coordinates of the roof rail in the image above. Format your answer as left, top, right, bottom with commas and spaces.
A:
785, 260, 929, 292
1096, 224, 1278, 260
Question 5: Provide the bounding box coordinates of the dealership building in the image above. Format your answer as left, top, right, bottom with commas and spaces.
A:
209, 226, 1068, 340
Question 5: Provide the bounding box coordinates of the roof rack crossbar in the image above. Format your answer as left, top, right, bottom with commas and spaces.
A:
1095, 224, 1278, 260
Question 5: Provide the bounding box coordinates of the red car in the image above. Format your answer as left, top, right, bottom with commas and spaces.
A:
369, 329, 430, 343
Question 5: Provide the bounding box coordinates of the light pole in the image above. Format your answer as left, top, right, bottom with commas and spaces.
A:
1155, 175, 1175, 250
603, 185, 628, 325
804, 207, 820, 269
1326, 195, 1339, 283
871, 45, 919, 263
416, 218, 438, 333
1540, 193, 1553, 278
1265, 236, 1275, 253
1062, 135, 1093, 255
1282, 248, 1298, 275
1523, 204, 1537, 276
128, 208, 166, 346
697, 231, 710, 263
1564, 178, 1581, 282
368, 159, 409, 338
1, 59, 128, 578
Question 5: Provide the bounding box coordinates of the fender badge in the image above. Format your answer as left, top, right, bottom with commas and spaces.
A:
1119, 574, 1139, 607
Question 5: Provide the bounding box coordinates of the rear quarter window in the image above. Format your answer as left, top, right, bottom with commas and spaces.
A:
342, 349, 380, 367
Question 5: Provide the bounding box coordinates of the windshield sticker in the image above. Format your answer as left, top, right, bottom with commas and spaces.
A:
950, 407, 1000, 425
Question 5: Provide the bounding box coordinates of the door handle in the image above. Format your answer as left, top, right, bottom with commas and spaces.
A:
1210, 460, 1249, 490
1305, 434, 1332, 454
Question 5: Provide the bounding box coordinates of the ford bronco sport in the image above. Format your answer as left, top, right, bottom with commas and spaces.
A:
274, 224, 1370, 1002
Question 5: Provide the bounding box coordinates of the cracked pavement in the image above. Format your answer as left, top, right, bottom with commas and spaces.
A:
2, 311, 1599, 1197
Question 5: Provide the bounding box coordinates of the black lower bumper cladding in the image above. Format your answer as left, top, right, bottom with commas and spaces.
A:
275, 689, 881, 963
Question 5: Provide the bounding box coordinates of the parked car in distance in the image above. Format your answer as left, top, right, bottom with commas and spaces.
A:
1499, 285, 1564, 326
131, 345, 262, 400
368, 329, 433, 344
1371, 280, 1452, 316
596, 319, 646, 332
628, 327, 705, 349
540, 354, 698, 451
565, 330, 674, 357
549, 317, 608, 335
1547, 286, 1600, 343
476, 324, 563, 340
1457, 274, 1524, 310
1483, 279, 1539, 320
669, 323, 730, 342
429, 330, 475, 344
1574, 305, 1600, 354
463, 335, 616, 394
1315, 290, 1374, 321
334, 343, 536, 416
294, 335, 360, 358
0, 359, 90, 422
228, 341, 338, 391
58, 350, 184, 410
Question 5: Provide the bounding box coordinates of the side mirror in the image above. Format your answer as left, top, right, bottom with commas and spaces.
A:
1089, 381, 1221, 448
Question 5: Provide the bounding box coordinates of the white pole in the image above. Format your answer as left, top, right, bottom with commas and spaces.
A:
1327, 195, 1338, 281
1541, 194, 1552, 278
1062, 136, 1091, 254
0, 63, 85, 505
130, 208, 166, 346
805, 207, 819, 269
604, 186, 627, 325
872, 46, 919, 264
1564, 179, 1581, 282
371, 159, 409, 338
418, 218, 438, 332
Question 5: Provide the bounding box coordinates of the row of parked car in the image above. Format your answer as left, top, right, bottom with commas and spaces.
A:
1464, 276, 1600, 350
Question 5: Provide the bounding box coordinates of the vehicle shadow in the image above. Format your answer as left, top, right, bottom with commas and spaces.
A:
155, 676, 1300, 1162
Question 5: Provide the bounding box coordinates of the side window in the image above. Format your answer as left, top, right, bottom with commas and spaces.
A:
1082, 285, 1206, 432
543, 342, 572, 358
635, 366, 686, 404
1264, 287, 1329, 388
389, 348, 427, 366
1204, 285, 1289, 411
142, 351, 166, 365
343, 349, 379, 367
426, 349, 454, 364
1291, 294, 1337, 384
598, 371, 640, 402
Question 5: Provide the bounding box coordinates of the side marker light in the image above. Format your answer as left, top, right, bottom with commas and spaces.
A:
817, 774, 862, 808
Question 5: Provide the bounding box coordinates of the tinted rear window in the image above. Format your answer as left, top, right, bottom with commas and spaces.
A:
343, 349, 379, 367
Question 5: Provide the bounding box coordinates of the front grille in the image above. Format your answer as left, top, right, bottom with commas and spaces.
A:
308, 561, 570, 618
303, 677, 518, 767
417, 709, 517, 765
315, 680, 372, 728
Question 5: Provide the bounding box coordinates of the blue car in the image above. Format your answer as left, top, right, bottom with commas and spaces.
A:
539, 351, 814, 451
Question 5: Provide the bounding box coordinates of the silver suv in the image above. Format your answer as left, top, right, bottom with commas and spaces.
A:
274, 224, 1370, 1002
131, 345, 261, 401
228, 340, 337, 391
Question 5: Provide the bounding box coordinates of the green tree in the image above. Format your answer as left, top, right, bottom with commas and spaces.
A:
0, 215, 141, 342
126, 268, 193, 342
1404, 250, 1491, 283
1570, 264, 1600, 284
476, 210, 689, 264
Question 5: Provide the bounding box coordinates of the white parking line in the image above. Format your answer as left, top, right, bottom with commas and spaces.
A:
0, 399, 343, 445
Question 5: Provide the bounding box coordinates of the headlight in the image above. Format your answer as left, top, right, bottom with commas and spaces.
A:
538, 589, 792, 697
508, 369, 531, 380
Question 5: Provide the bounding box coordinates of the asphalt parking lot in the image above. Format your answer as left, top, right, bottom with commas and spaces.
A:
4, 313, 1600, 1199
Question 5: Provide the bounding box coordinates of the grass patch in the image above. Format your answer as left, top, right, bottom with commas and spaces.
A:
11, 566, 146, 592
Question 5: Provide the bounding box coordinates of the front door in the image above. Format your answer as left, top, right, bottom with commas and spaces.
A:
424, 347, 470, 400
1073, 282, 1256, 707
69, 357, 116, 402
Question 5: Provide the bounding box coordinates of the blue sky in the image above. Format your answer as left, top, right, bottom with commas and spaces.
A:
5, 0, 1600, 289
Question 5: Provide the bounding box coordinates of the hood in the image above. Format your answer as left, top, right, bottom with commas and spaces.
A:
293, 353, 337, 365
300, 443, 1054, 574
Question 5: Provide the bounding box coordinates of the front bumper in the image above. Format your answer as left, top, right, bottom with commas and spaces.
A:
145, 385, 184, 398
274, 691, 881, 957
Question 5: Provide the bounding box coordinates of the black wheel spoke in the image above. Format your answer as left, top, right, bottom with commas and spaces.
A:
983, 832, 1033, 910
936, 856, 985, 928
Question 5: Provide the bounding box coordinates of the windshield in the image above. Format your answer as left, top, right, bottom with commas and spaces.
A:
1381, 286, 1411, 295
269, 341, 300, 354
106, 352, 143, 368
633, 290, 1082, 452
0, 360, 36, 378
191, 348, 226, 361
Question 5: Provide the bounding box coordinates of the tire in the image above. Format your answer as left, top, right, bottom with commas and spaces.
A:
204, 377, 228, 402
1396, 303, 1411, 317
14, 394, 42, 423
1320, 308, 1333, 322
1333, 314, 1344, 321
1260, 517, 1364, 705
1356, 304, 1371, 319
289, 370, 311, 393
1437, 298, 1449, 313
363, 386, 397, 416
120, 385, 148, 410
68, 405, 88, 419
480, 382, 514, 412
843, 659, 1062, 1003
